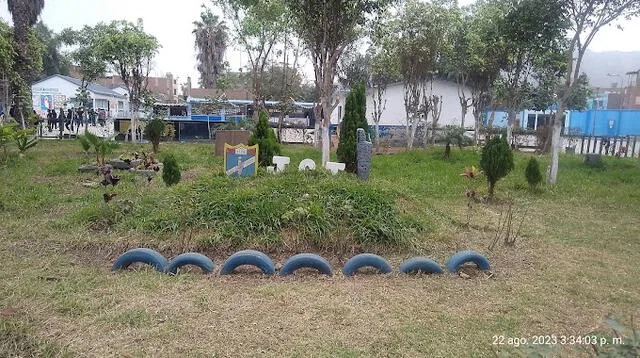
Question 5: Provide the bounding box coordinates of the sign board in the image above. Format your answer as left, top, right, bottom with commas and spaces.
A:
224, 143, 258, 177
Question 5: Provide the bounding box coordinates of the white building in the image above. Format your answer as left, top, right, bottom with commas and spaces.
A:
31, 74, 129, 118
330, 80, 475, 128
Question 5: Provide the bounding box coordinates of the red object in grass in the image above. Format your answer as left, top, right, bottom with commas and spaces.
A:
460, 166, 478, 178
103, 193, 118, 202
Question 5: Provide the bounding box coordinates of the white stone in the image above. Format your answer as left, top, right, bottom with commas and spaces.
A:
272, 156, 290, 172
325, 162, 346, 175
266, 166, 275, 173
298, 158, 316, 171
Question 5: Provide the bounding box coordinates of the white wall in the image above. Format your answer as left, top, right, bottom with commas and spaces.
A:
329, 80, 475, 128
31, 76, 128, 118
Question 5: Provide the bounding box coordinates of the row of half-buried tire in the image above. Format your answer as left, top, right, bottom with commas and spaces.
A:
112, 249, 491, 276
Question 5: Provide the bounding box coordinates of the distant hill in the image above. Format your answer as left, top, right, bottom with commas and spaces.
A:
580, 50, 640, 88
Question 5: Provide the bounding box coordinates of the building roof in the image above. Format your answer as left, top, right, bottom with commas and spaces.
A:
34, 74, 127, 98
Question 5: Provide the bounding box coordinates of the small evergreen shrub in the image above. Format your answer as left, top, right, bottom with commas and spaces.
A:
480, 136, 514, 198
525, 157, 543, 191
249, 110, 280, 167
162, 153, 181, 187
143, 118, 165, 153
337, 81, 368, 172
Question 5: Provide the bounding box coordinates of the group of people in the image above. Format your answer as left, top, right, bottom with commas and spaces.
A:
45, 107, 108, 132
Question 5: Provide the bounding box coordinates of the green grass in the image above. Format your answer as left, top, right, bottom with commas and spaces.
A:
1, 140, 639, 357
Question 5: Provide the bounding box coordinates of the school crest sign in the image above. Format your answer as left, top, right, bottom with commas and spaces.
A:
224, 143, 258, 177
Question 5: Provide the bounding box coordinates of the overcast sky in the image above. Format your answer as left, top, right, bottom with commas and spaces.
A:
2, 0, 640, 87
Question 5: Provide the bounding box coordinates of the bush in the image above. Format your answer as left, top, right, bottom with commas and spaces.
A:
440, 125, 466, 159
161, 153, 181, 187
143, 118, 165, 153
480, 136, 514, 198
525, 157, 543, 191
337, 81, 368, 172
249, 110, 280, 167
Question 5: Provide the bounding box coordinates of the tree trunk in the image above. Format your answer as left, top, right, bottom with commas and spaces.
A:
548, 102, 565, 184
374, 122, 380, 153
506, 109, 517, 147
488, 181, 495, 199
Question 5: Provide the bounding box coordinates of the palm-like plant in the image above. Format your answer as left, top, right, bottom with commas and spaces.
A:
14, 129, 38, 154
193, 5, 228, 89
7, 0, 45, 129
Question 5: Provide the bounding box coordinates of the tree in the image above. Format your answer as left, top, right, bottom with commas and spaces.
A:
337, 81, 368, 173
249, 110, 281, 167
525, 157, 542, 192
480, 135, 514, 199
99, 19, 159, 143
6, 0, 45, 129
441, 124, 465, 159
162, 153, 181, 187
496, 0, 567, 146
144, 118, 165, 154
193, 5, 228, 89
548, 0, 640, 184
367, 11, 400, 152
395, 0, 454, 150
218, 0, 288, 114
338, 50, 370, 89
34, 22, 69, 79
286, 0, 387, 166
464, 0, 509, 146
60, 25, 108, 113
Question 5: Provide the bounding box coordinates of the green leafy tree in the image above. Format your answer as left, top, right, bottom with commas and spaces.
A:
480, 136, 514, 199
338, 50, 370, 90
286, 0, 388, 166
496, 0, 568, 145
525, 157, 542, 192
249, 110, 280, 167
34, 21, 69, 78
395, 0, 454, 150
99, 19, 159, 142
144, 118, 165, 154
549, 0, 640, 184
193, 4, 228, 89
161, 153, 181, 187
6, 0, 45, 129
368, 10, 401, 152
218, 0, 288, 114
337, 81, 368, 173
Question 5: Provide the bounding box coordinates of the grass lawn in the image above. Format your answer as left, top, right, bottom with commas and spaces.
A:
1, 140, 639, 357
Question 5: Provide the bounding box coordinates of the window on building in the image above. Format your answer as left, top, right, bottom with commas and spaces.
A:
527, 114, 536, 129
174, 89, 177, 95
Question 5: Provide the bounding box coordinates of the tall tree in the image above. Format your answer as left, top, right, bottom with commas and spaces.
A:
7, 0, 45, 129
218, 0, 288, 115
34, 22, 69, 79
338, 49, 370, 90
285, 0, 387, 166
395, 0, 454, 150
337, 81, 368, 172
548, 0, 640, 184
60, 25, 108, 110
99, 19, 159, 142
368, 10, 400, 152
193, 5, 228, 89
497, 0, 568, 146
465, 0, 508, 146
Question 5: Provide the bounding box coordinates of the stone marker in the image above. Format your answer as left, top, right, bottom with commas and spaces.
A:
356, 128, 372, 181
584, 153, 602, 167
299, 158, 316, 171
224, 143, 258, 177
326, 161, 346, 175
272, 156, 290, 172
266, 166, 275, 173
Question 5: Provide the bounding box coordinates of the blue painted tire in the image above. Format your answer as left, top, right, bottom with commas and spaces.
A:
112, 248, 168, 272
219, 250, 275, 275
446, 250, 491, 272
166, 253, 215, 275
280, 253, 332, 276
399, 257, 443, 274
342, 254, 392, 276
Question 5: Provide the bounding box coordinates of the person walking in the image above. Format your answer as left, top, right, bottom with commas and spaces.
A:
58, 108, 66, 139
